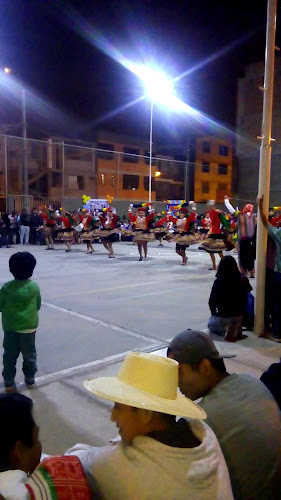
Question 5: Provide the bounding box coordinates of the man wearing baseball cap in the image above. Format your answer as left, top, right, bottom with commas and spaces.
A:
168, 330, 281, 500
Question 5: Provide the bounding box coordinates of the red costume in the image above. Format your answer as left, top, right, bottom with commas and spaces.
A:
129, 212, 154, 230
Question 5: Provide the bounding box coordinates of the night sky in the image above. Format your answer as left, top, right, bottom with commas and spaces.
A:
0, 0, 279, 148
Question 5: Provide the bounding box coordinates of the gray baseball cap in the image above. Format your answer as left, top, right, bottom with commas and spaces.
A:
168, 330, 236, 364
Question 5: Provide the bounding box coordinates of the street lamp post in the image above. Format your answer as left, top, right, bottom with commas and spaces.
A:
21, 86, 29, 207
149, 99, 154, 203
138, 67, 174, 204
4, 68, 29, 207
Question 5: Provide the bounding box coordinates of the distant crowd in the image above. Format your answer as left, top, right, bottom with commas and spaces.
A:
0, 208, 45, 247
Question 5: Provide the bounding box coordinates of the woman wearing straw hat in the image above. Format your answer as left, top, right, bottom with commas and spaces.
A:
66, 352, 233, 499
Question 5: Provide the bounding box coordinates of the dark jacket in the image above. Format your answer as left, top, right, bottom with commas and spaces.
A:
209, 276, 252, 317
30, 214, 43, 228
19, 214, 30, 226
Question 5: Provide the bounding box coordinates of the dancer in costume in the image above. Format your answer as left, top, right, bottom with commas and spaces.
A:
172, 204, 198, 265
154, 212, 166, 247
99, 207, 118, 258
39, 207, 57, 250
224, 196, 257, 278
200, 212, 212, 239
157, 211, 178, 242
199, 200, 225, 270
56, 210, 76, 252
80, 211, 100, 254
128, 204, 155, 261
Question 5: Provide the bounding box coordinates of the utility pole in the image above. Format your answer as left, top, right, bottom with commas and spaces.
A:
184, 137, 190, 201
255, 0, 277, 334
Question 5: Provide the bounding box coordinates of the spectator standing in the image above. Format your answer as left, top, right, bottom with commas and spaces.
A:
0, 213, 10, 248
0, 252, 41, 393
8, 211, 19, 245
258, 195, 281, 342
29, 208, 43, 245
19, 209, 30, 245
168, 330, 281, 500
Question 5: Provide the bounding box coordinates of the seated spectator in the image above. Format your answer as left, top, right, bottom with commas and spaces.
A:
0, 393, 41, 499
168, 330, 281, 500
26, 455, 92, 499
260, 359, 281, 410
0, 394, 91, 500
207, 255, 252, 341
67, 352, 234, 499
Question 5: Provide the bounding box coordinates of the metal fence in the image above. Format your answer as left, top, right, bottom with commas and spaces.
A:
0, 134, 191, 208
6, 194, 61, 214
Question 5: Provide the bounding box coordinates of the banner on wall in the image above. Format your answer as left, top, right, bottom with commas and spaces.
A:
84, 199, 108, 211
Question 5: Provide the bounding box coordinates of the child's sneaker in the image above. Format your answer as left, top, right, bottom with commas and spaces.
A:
25, 378, 36, 388
5, 384, 17, 394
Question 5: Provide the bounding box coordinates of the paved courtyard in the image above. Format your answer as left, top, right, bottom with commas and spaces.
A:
0, 240, 280, 454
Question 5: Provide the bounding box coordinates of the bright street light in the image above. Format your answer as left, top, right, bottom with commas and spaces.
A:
155, 171, 161, 177
135, 66, 174, 203
4, 67, 11, 74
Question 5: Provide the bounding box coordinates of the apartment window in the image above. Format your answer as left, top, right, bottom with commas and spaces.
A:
51, 172, 61, 188
123, 174, 139, 190
144, 151, 156, 166
101, 174, 105, 186
218, 183, 227, 191
77, 175, 84, 190
68, 175, 84, 190
123, 147, 139, 163
219, 145, 229, 156
202, 181, 209, 193
202, 161, 210, 173
202, 141, 211, 153
218, 163, 228, 175
68, 176, 77, 189
111, 175, 115, 187
144, 176, 156, 191
97, 143, 115, 160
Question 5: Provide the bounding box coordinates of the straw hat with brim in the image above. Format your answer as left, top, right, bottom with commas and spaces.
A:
84, 352, 206, 420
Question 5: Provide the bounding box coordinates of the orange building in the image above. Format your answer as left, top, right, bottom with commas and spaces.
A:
194, 136, 233, 203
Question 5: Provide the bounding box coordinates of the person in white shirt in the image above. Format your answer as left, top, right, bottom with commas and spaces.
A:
67, 351, 233, 500
168, 329, 281, 500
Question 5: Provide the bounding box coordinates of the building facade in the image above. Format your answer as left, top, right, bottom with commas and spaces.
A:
0, 131, 186, 208
236, 57, 281, 204
194, 135, 233, 203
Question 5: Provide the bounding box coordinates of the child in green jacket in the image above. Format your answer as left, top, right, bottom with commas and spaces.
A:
0, 252, 41, 392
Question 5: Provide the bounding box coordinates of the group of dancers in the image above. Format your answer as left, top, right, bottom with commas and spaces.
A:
35, 197, 261, 273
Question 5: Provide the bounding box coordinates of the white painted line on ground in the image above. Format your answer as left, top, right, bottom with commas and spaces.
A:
50, 277, 190, 299
23, 342, 167, 388
109, 283, 209, 302
42, 301, 161, 344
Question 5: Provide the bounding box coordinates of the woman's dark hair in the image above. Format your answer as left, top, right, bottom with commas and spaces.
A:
0, 394, 35, 471
9, 252, 36, 280
216, 255, 241, 280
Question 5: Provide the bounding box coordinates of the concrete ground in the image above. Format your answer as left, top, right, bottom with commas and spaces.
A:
0, 240, 280, 454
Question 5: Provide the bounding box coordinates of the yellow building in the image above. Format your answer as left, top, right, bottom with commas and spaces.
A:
194, 136, 233, 203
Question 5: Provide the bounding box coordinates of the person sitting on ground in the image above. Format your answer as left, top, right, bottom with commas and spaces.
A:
0, 393, 92, 500
208, 255, 252, 342
167, 329, 281, 500
0, 252, 41, 393
66, 352, 234, 499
